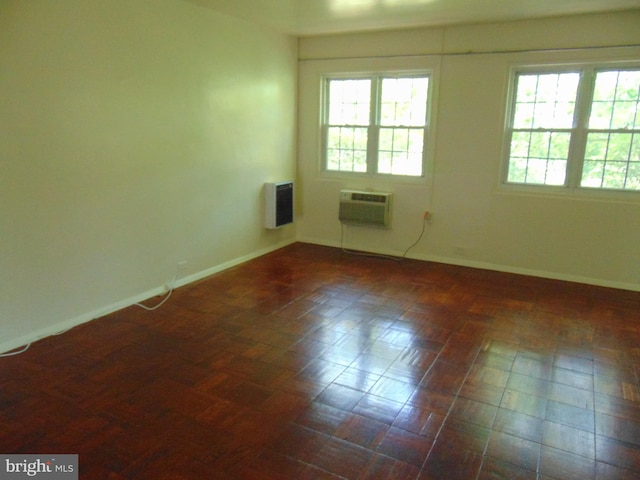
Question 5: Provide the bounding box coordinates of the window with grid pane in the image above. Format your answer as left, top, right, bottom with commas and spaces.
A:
324, 75, 430, 177
504, 66, 640, 192
582, 70, 640, 190
326, 79, 371, 173
506, 72, 579, 186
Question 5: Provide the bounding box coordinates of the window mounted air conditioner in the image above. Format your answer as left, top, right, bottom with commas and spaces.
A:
339, 190, 392, 229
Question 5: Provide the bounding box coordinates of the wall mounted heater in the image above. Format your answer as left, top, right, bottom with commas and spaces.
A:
339, 190, 392, 228
265, 181, 294, 229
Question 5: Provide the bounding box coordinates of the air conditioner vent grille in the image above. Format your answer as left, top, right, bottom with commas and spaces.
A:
351, 193, 387, 203
339, 190, 392, 228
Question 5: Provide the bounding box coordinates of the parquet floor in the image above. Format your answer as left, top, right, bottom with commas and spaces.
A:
2, 243, 640, 479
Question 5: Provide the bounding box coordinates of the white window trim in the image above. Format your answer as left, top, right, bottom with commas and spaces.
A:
500, 61, 640, 199
317, 63, 439, 184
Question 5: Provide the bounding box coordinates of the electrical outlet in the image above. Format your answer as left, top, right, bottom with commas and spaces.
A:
424, 211, 433, 224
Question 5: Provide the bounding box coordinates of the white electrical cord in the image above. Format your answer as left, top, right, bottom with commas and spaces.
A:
0, 327, 70, 358
0, 343, 31, 357
134, 288, 173, 311
2, 270, 177, 358
134, 266, 179, 311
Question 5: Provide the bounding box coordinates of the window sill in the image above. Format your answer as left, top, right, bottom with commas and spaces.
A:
497, 183, 640, 204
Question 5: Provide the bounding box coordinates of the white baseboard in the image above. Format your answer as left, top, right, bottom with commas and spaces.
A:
0, 239, 296, 355
173, 239, 297, 289
296, 236, 640, 292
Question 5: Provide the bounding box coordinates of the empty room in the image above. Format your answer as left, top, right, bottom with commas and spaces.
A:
1, 0, 640, 479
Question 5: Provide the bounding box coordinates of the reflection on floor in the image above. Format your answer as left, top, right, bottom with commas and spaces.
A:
1, 243, 639, 479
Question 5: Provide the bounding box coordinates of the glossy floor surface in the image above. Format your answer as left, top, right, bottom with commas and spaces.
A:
1, 243, 640, 479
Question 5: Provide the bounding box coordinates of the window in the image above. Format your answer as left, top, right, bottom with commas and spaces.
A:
323, 75, 431, 177
504, 66, 640, 192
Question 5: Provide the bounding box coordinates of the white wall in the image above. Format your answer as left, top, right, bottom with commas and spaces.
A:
297, 11, 640, 291
0, 0, 297, 352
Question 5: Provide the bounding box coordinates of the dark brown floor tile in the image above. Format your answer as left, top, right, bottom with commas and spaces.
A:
309, 437, 373, 480
376, 425, 433, 467
297, 463, 347, 479
333, 366, 381, 392
552, 366, 594, 390
438, 335, 481, 367
297, 358, 347, 386
385, 359, 429, 385
548, 382, 594, 410
506, 371, 552, 396
1, 243, 639, 479
512, 353, 554, 380
259, 389, 311, 421
595, 374, 640, 401
546, 399, 595, 432
493, 407, 544, 443
316, 383, 366, 411
420, 444, 483, 480
321, 343, 366, 367
539, 445, 596, 480
467, 363, 510, 388
295, 401, 350, 435
357, 453, 421, 480
408, 388, 455, 415
335, 413, 389, 449
436, 417, 491, 454
395, 346, 437, 370
501, 389, 548, 419
596, 435, 640, 472
542, 420, 596, 459
449, 396, 498, 427
554, 353, 594, 374
474, 350, 516, 372
368, 376, 416, 404
477, 456, 538, 480
353, 393, 405, 425
392, 404, 444, 439
419, 360, 468, 395
270, 423, 330, 462
458, 379, 506, 406
350, 352, 396, 376
486, 430, 540, 473
596, 461, 639, 480
596, 411, 640, 446
594, 393, 640, 422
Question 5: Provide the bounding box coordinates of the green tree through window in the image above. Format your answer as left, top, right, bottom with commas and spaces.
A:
324, 75, 431, 177
505, 67, 640, 192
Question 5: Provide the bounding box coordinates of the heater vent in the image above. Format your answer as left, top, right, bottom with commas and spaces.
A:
265, 181, 293, 229
339, 190, 392, 228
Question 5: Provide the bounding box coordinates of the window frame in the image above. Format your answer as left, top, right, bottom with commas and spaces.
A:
501, 61, 640, 196
321, 70, 434, 179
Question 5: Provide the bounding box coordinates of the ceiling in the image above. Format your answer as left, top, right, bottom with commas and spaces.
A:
186, 0, 640, 36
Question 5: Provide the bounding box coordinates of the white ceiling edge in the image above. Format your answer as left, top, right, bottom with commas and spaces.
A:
183, 0, 640, 36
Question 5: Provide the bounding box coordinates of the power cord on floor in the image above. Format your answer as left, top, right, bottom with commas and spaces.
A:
0, 343, 31, 357
0, 327, 71, 358
134, 266, 179, 311
340, 213, 430, 262
2, 269, 180, 358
